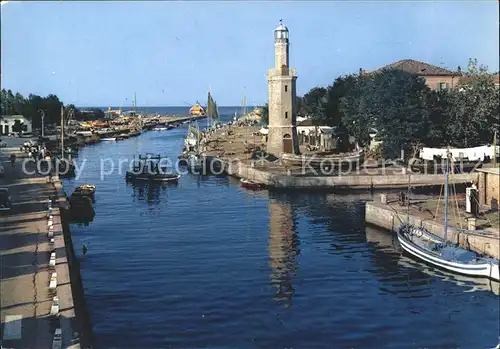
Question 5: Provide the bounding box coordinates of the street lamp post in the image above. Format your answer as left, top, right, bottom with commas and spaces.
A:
38, 109, 45, 137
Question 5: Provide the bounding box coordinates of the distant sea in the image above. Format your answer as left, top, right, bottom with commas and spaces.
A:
81, 106, 250, 119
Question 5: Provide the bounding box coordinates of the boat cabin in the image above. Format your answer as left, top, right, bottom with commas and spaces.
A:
131, 154, 168, 174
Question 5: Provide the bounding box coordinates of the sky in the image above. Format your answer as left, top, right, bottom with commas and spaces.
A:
1, 1, 499, 107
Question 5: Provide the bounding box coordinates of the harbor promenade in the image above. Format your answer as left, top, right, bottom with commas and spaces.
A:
0, 146, 81, 348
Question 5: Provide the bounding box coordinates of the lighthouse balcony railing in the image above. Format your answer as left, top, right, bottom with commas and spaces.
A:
268, 67, 296, 77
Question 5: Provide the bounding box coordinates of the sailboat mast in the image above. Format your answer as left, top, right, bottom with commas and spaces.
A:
196, 119, 200, 155
406, 172, 411, 223
241, 94, 247, 116
60, 105, 64, 158
134, 93, 137, 114
443, 149, 450, 242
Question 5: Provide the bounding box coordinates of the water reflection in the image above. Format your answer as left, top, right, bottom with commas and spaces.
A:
365, 226, 500, 296
398, 257, 500, 296
127, 181, 175, 204
195, 174, 230, 188
268, 194, 300, 307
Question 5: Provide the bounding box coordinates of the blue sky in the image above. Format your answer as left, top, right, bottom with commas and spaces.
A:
1, 1, 498, 107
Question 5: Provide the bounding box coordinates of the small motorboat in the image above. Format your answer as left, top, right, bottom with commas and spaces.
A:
125, 154, 180, 183
153, 127, 169, 131
72, 184, 96, 197
126, 170, 180, 182
240, 178, 261, 190
126, 171, 180, 183
101, 137, 116, 141
116, 134, 129, 140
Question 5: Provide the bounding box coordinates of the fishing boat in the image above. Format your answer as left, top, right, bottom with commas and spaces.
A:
240, 178, 261, 190
397, 150, 500, 281
101, 137, 116, 141
189, 103, 206, 117
126, 154, 180, 183
179, 118, 204, 171
205, 90, 219, 121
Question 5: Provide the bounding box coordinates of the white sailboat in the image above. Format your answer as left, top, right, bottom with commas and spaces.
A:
397, 150, 499, 281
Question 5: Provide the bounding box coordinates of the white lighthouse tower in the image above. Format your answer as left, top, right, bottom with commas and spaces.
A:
266, 19, 300, 156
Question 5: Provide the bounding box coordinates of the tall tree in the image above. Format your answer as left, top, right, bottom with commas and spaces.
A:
341, 70, 431, 158
445, 78, 499, 147
425, 89, 453, 147
301, 87, 328, 121
322, 74, 358, 127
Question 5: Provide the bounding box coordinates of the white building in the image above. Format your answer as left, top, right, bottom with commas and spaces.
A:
0, 115, 33, 135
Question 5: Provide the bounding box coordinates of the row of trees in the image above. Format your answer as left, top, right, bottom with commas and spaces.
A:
262, 58, 499, 158
0, 90, 104, 129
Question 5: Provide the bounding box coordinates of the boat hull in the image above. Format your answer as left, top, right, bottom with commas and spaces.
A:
240, 178, 261, 190
397, 227, 499, 281
126, 172, 180, 183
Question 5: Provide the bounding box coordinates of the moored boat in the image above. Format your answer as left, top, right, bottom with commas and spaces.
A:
397, 150, 500, 281
240, 178, 261, 190
101, 137, 116, 141
397, 223, 499, 281
128, 130, 142, 137
125, 154, 180, 183
72, 184, 96, 197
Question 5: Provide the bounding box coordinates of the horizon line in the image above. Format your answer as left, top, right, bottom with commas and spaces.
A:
75, 105, 263, 108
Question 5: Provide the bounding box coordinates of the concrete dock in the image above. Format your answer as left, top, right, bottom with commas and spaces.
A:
203, 125, 478, 189
0, 145, 86, 348
365, 194, 499, 259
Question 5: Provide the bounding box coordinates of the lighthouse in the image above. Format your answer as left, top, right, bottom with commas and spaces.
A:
266, 19, 300, 156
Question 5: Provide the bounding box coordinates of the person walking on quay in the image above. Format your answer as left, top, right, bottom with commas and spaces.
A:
10, 153, 16, 167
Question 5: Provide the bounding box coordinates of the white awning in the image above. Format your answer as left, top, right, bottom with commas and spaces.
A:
259, 127, 269, 135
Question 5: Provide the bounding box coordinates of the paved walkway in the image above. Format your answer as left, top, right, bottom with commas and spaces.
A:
0, 147, 80, 348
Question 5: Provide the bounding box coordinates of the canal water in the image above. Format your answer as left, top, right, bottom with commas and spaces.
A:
63, 109, 499, 349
